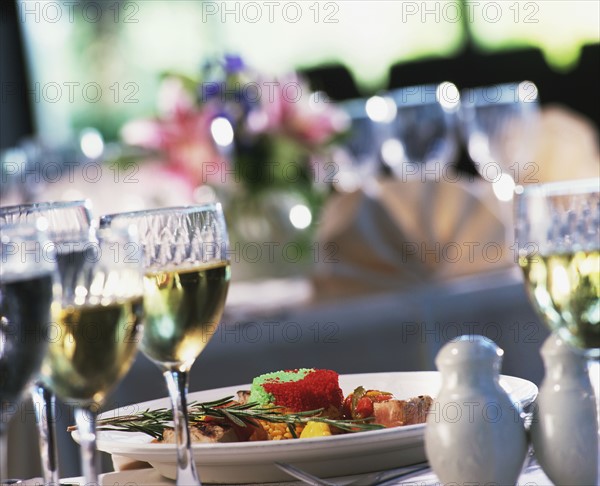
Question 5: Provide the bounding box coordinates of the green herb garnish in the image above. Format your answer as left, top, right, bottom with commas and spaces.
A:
68, 395, 384, 441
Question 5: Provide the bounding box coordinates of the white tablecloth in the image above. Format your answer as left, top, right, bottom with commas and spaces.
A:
43, 460, 553, 485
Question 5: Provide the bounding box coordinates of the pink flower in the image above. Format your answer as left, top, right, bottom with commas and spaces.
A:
247, 75, 348, 147
121, 77, 227, 187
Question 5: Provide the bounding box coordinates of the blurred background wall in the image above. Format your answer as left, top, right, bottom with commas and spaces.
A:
3, 0, 599, 152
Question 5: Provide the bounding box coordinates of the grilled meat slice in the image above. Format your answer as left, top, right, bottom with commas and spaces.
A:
373, 395, 433, 427
161, 421, 238, 443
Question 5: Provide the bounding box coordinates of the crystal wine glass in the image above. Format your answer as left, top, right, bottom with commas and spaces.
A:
99, 204, 231, 486
515, 177, 599, 481
0, 200, 92, 485
0, 222, 56, 482
43, 221, 143, 484
382, 82, 460, 181
333, 96, 393, 192
460, 81, 540, 200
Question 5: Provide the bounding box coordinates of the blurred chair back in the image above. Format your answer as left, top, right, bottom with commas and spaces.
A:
299, 64, 360, 101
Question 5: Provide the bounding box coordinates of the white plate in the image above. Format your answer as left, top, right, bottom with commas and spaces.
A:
91, 371, 537, 484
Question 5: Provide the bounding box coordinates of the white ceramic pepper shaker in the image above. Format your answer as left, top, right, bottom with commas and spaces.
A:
530, 333, 598, 485
425, 335, 528, 485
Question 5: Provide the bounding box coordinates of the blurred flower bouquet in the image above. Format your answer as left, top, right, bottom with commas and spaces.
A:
121, 55, 348, 277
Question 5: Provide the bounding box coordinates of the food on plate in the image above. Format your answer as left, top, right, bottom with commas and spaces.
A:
342, 387, 394, 419
249, 368, 343, 414
238, 368, 342, 440
300, 421, 333, 438
89, 368, 433, 443
372, 395, 433, 427
162, 421, 237, 444
342, 386, 433, 426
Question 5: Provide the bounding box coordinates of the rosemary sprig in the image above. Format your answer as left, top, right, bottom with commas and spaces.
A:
192, 400, 383, 433
69, 395, 385, 441
68, 406, 173, 440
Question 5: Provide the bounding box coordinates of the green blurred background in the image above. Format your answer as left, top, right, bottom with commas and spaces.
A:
17, 0, 599, 143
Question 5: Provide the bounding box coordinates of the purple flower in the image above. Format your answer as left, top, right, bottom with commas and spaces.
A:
224, 54, 245, 74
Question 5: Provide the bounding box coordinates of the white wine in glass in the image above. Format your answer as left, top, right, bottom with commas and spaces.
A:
516, 179, 599, 355
99, 204, 231, 486
143, 264, 230, 365
515, 177, 599, 482
42, 225, 144, 484
520, 252, 599, 351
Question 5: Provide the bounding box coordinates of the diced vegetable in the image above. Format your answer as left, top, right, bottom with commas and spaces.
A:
259, 420, 304, 440
343, 388, 394, 419
300, 421, 332, 438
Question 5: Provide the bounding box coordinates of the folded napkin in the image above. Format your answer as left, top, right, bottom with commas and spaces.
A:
312, 178, 512, 300
312, 104, 599, 300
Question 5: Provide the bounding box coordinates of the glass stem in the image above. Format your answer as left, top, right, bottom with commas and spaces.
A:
163, 370, 200, 486
74, 406, 99, 486
31, 382, 59, 486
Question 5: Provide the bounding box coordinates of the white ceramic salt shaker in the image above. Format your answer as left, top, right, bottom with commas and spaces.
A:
530, 333, 598, 485
425, 335, 528, 485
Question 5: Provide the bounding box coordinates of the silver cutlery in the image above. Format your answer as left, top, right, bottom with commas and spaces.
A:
275, 461, 430, 486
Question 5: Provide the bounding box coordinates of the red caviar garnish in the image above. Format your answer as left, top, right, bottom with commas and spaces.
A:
262, 369, 343, 412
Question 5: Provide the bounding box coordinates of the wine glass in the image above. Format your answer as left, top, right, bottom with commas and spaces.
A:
333, 96, 393, 193
382, 82, 460, 181
42, 222, 144, 484
460, 81, 540, 200
99, 204, 231, 486
0, 200, 92, 485
0, 222, 56, 482
515, 177, 599, 481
